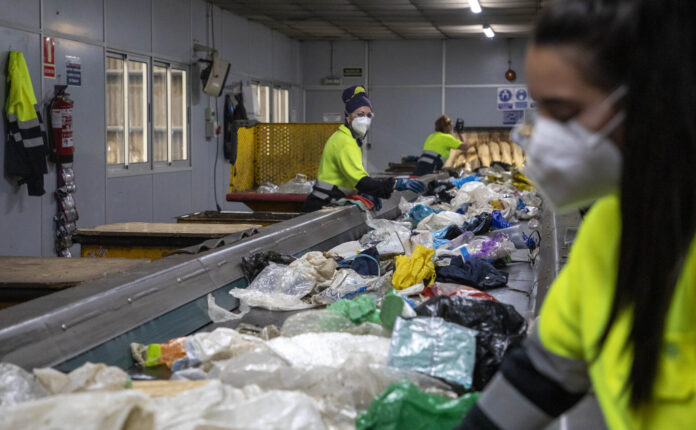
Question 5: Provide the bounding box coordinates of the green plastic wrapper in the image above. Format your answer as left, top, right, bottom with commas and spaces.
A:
356, 380, 480, 430
328, 294, 381, 324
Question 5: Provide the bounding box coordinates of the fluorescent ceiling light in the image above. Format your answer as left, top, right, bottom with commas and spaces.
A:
468, 0, 482, 14
482, 24, 495, 38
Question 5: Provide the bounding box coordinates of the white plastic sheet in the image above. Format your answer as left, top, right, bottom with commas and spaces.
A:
0, 363, 47, 406
230, 263, 317, 311
34, 362, 130, 395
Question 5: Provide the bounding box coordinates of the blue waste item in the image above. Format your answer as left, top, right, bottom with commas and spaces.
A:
408, 204, 436, 227
455, 203, 472, 214
434, 257, 508, 290
433, 239, 450, 249
338, 247, 381, 277
491, 210, 511, 229
516, 198, 526, 210
432, 227, 451, 249
450, 175, 480, 188
388, 316, 478, 389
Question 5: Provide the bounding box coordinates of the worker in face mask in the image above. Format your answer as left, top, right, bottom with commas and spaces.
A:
458, 0, 696, 429
302, 85, 425, 212
413, 114, 471, 176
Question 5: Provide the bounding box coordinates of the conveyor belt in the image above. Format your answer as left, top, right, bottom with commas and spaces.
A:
0, 173, 560, 376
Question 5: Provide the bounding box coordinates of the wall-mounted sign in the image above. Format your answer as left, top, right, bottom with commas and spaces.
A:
343, 67, 363, 77
65, 55, 81, 86
498, 87, 536, 111
43, 36, 55, 79
322, 112, 342, 123
503, 110, 524, 125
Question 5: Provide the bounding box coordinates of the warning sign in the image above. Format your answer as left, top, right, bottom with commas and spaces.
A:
503, 110, 524, 125
43, 36, 55, 79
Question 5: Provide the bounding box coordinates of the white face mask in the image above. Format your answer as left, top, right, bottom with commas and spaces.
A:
516, 86, 626, 213
351, 116, 372, 137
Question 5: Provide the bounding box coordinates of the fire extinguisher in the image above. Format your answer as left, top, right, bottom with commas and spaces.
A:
48, 85, 74, 164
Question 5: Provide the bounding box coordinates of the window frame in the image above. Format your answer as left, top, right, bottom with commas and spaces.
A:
106, 51, 191, 177
152, 61, 190, 171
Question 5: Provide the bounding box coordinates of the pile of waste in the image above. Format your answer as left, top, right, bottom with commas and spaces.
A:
0, 166, 542, 430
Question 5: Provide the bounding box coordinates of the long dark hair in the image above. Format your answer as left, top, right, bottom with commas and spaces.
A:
534, 0, 696, 406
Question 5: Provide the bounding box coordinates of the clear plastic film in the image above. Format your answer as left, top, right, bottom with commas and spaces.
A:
388, 317, 477, 389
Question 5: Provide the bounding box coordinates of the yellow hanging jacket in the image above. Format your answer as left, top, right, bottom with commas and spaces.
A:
4, 51, 48, 196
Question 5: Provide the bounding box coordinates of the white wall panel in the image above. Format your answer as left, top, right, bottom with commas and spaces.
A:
367, 87, 441, 172
248, 22, 273, 80
302, 41, 365, 87
0, 0, 40, 29
106, 175, 153, 223
153, 171, 192, 221
446, 38, 527, 85
446, 87, 513, 127
106, 0, 152, 53
0, 29, 42, 256
221, 11, 248, 78
44, 0, 104, 41
304, 90, 344, 123
370, 40, 441, 86
152, 0, 190, 62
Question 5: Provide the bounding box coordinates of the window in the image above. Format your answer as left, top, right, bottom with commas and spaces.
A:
153, 64, 187, 164
106, 53, 189, 171
249, 83, 270, 123
272, 87, 289, 123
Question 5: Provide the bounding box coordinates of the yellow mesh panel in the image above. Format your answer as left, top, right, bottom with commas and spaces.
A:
229, 126, 256, 192
254, 123, 339, 185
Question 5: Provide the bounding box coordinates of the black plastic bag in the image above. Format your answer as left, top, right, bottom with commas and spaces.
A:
415, 295, 527, 391
435, 257, 508, 290
241, 251, 296, 283
444, 225, 464, 240
462, 212, 493, 235
425, 181, 456, 204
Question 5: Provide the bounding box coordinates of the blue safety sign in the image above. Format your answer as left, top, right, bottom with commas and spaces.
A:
503, 110, 524, 125
498, 89, 512, 102
515, 88, 528, 101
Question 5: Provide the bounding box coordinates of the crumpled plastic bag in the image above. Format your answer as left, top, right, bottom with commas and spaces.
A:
356, 380, 480, 430
461, 212, 493, 235
398, 196, 437, 215
280, 309, 390, 338
232, 251, 339, 311
392, 245, 435, 290
422, 282, 498, 301
257, 181, 279, 193
388, 317, 478, 388
311, 269, 387, 305
416, 211, 467, 232
465, 233, 516, 260
231, 262, 317, 310
408, 204, 437, 227
362, 218, 413, 256
415, 295, 528, 390
241, 251, 296, 283
0, 390, 153, 430
33, 362, 130, 395
216, 353, 453, 429
277, 173, 314, 194
153, 380, 328, 430
0, 363, 48, 406
327, 240, 363, 259
207, 293, 250, 323
434, 257, 508, 290
266, 332, 390, 368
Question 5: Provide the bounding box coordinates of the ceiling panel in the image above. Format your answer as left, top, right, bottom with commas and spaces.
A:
209, 0, 543, 40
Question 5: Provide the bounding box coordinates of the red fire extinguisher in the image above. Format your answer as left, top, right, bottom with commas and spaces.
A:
49, 87, 74, 163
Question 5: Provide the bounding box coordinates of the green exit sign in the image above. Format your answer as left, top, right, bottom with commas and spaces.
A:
343, 68, 363, 77
322, 76, 342, 85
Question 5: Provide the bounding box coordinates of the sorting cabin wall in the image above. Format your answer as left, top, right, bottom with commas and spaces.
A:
302, 38, 528, 172
0, 0, 302, 256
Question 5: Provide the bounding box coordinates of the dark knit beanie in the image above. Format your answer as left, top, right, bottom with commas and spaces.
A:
342, 85, 372, 114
